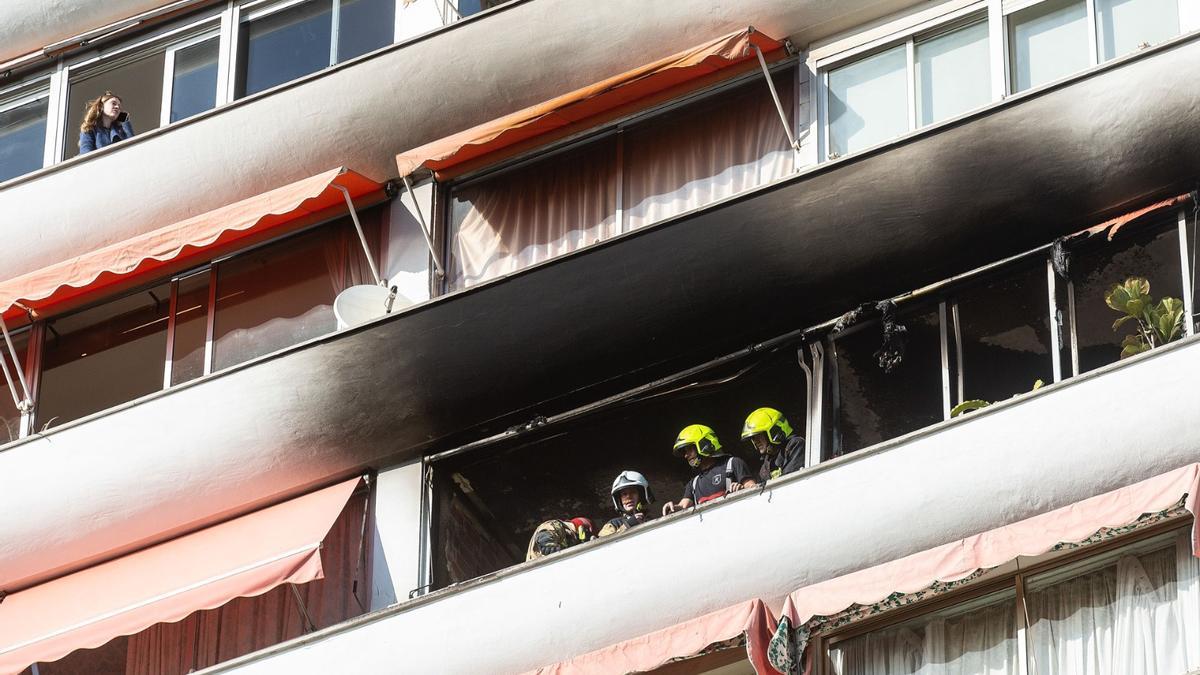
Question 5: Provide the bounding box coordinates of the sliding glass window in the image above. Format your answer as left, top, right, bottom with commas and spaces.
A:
1095, 0, 1180, 61
167, 37, 221, 123
0, 94, 48, 183
826, 19, 990, 158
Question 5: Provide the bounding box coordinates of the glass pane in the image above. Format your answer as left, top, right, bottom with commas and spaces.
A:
0, 98, 48, 183
1008, 0, 1089, 93
38, 285, 170, 428
915, 21, 990, 127
954, 264, 1053, 405
170, 271, 211, 385
337, 0, 395, 62
833, 306, 943, 457
170, 38, 220, 123
239, 0, 332, 98
623, 71, 795, 230
448, 136, 617, 289
454, 0, 507, 18
1096, 0, 1180, 61
1070, 219, 1183, 373
827, 590, 1018, 675
828, 45, 908, 157
213, 217, 379, 370
65, 52, 166, 158
0, 330, 29, 444
1025, 533, 1194, 674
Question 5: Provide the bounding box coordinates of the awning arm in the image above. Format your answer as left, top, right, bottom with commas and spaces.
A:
401, 175, 446, 279
752, 43, 800, 153
0, 316, 31, 414
330, 184, 383, 286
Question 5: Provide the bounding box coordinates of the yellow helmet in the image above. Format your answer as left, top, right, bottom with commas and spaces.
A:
741, 407, 793, 445
673, 424, 723, 459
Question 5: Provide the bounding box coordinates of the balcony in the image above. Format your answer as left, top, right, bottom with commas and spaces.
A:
1, 26, 1199, 595
202, 332, 1200, 674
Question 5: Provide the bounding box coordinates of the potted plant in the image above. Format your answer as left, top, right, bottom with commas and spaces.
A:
1104, 277, 1184, 358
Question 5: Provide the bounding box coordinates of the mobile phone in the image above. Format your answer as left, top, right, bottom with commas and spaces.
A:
116, 111, 128, 123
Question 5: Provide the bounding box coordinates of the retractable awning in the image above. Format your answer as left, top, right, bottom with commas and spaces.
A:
766, 464, 1200, 674
395, 27, 787, 181
0, 167, 381, 321
1077, 191, 1195, 241
0, 477, 362, 674
525, 598, 777, 675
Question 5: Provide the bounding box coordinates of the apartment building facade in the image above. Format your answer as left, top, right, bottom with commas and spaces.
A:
0, 0, 1199, 673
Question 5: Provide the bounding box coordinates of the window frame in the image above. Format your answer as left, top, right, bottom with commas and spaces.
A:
817, 8, 993, 160
436, 58, 805, 293
0, 76, 55, 175
812, 518, 1193, 675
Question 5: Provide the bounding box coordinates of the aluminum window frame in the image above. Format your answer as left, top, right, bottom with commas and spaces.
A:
0, 78, 55, 174
817, 10, 993, 161
159, 31, 225, 126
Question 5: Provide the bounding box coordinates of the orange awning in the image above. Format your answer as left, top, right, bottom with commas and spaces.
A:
396, 27, 786, 180
0, 477, 361, 674
0, 168, 381, 321
525, 598, 777, 675
1076, 192, 1194, 241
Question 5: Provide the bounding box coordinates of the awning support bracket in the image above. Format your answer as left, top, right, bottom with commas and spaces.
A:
0, 316, 32, 414
331, 183, 383, 287
401, 175, 446, 279
752, 43, 800, 153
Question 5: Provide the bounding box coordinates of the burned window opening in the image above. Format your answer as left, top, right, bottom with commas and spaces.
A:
429, 348, 808, 589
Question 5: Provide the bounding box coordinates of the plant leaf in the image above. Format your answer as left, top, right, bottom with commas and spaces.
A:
1119, 334, 1150, 359
1111, 314, 1137, 332
951, 400, 991, 417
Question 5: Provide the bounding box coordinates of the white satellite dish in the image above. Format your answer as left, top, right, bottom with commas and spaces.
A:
334, 284, 412, 330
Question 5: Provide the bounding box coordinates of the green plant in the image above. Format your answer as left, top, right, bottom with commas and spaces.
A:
1104, 277, 1184, 358
950, 380, 1044, 417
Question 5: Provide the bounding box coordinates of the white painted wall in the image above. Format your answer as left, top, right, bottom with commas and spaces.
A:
369, 460, 425, 610
203, 336, 1200, 675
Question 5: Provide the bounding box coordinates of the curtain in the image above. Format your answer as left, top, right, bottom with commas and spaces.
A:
830, 598, 1018, 675
448, 136, 618, 288
323, 211, 383, 296
1024, 534, 1200, 675
124, 492, 368, 675
622, 71, 795, 231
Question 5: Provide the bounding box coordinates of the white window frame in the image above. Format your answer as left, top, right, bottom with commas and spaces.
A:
1001, 0, 1187, 94
816, 6, 994, 161
0, 78, 55, 174
159, 31, 224, 127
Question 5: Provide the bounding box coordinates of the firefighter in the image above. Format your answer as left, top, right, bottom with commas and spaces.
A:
661, 424, 756, 515
598, 470, 655, 537
525, 517, 595, 561
741, 406, 805, 483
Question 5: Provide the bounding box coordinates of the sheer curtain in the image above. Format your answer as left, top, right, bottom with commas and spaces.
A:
830, 597, 1018, 675
448, 136, 618, 288
1024, 533, 1200, 675
622, 72, 795, 230
323, 212, 383, 295
124, 493, 367, 675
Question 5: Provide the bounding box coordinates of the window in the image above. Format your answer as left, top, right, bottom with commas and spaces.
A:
820, 527, 1200, 675
950, 263, 1054, 405
167, 37, 221, 123
826, 19, 990, 158
452, 0, 510, 19
65, 53, 167, 159
0, 94, 49, 182
1068, 215, 1184, 374
1096, 0, 1181, 61
27, 210, 382, 429
831, 306, 945, 458
446, 69, 797, 288
1009, 0, 1182, 93
37, 284, 171, 428
0, 329, 30, 443
236, 0, 396, 99
431, 347, 808, 588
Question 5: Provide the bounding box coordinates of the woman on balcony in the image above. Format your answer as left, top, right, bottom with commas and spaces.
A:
79, 92, 134, 154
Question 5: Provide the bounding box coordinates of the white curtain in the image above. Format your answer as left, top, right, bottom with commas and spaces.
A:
622, 72, 795, 230
1024, 532, 1200, 675
448, 137, 618, 288
830, 600, 1018, 675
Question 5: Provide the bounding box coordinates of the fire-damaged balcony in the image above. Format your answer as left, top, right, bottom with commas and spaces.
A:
1, 25, 1200, 634
199, 333, 1200, 674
